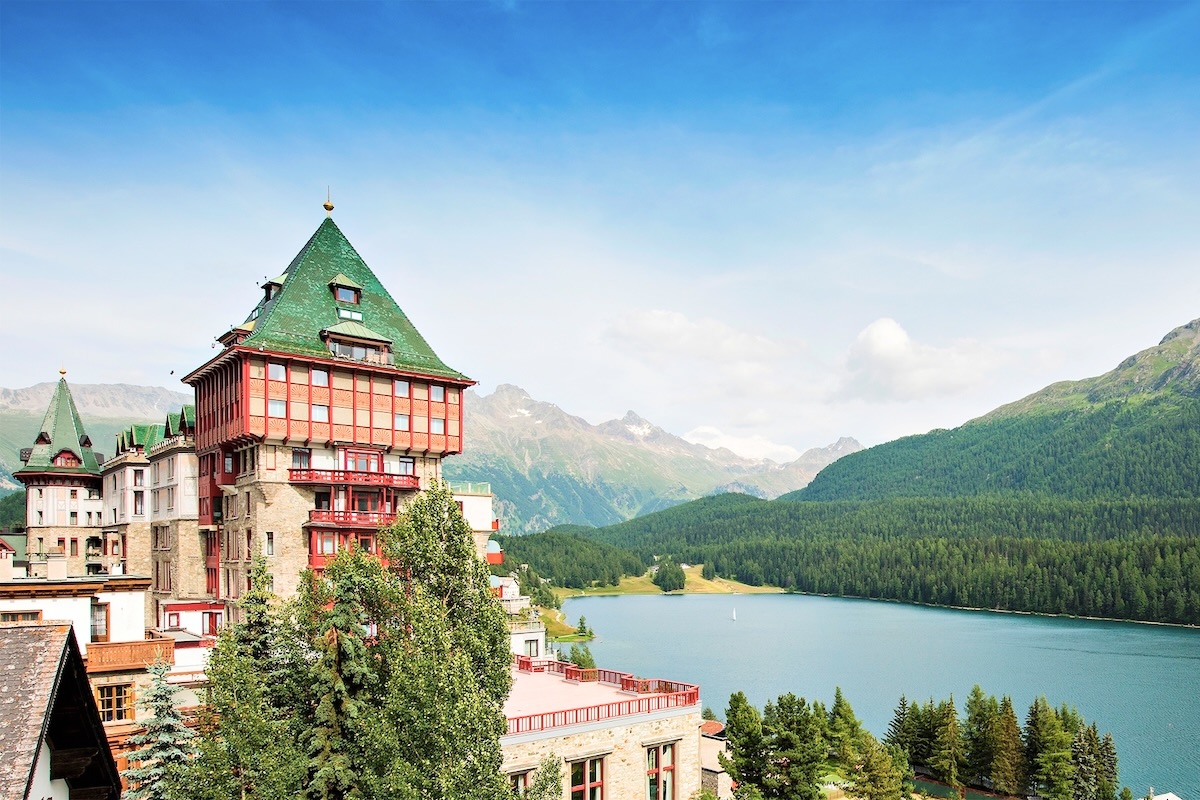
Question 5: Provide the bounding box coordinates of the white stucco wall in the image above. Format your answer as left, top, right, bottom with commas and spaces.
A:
27, 741, 72, 800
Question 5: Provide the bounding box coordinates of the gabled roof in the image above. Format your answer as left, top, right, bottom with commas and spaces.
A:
15, 376, 102, 478
235, 217, 469, 382
117, 423, 166, 453
0, 623, 121, 799
322, 320, 392, 344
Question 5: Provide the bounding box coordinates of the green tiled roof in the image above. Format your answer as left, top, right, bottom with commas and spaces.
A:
238, 218, 469, 382
327, 272, 363, 290
117, 424, 165, 453
15, 377, 102, 477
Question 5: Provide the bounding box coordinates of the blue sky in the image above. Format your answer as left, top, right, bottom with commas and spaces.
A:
3, 1, 1199, 458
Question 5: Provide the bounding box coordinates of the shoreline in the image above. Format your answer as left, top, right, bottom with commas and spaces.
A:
562, 586, 1199, 630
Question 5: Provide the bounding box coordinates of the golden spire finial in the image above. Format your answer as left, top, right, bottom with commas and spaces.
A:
59, 367, 67, 377
323, 187, 334, 215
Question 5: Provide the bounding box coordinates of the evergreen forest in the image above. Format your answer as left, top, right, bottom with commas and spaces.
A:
497, 337, 1200, 626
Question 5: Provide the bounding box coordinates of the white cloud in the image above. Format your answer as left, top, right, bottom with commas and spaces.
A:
838, 318, 1001, 402
683, 425, 800, 463
603, 309, 789, 368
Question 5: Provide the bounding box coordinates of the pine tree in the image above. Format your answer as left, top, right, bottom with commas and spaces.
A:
1097, 731, 1120, 800
990, 696, 1025, 795
567, 643, 596, 669
122, 659, 196, 800
828, 686, 864, 766
303, 555, 377, 800
1071, 726, 1097, 800
852, 734, 905, 800
884, 695, 910, 754
962, 685, 999, 787
720, 692, 768, 795
928, 697, 963, 787
762, 693, 825, 800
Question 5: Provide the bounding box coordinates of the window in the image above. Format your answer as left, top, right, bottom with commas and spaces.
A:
268, 399, 287, 417
98, 684, 133, 723
88, 488, 100, 500
91, 602, 109, 642
570, 757, 604, 800
166, 612, 181, 628
430, 418, 446, 435
268, 362, 287, 381
224, 454, 234, 474
336, 308, 363, 321
133, 469, 145, 486
133, 491, 145, 516
523, 639, 539, 657
0, 611, 41, 623
70, 538, 78, 556
69, 511, 78, 526
319, 532, 336, 555
334, 286, 359, 304
312, 404, 330, 423
345, 450, 381, 473
167, 487, 175, 510
646, 743, 675, 800
509, 772, 531, 797
394, 413, 410, 431
206, 567, 219, 595
265, 531, 275, 556
292, 448, 311, 469
394, 379, 409, 397
70, 489, 78, 499
153, 491, 161, 513
430, 385, 445, 402
397, 457, 415, 476
312, 369, 329, 387
246, 530, 252, 560
167, 459, 175, 480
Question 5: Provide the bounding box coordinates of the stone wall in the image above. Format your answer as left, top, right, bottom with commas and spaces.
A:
501, 709, 702, 800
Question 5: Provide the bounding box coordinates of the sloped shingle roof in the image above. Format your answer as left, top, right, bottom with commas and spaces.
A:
15, 377, 102, 477
238, 218, 469, 382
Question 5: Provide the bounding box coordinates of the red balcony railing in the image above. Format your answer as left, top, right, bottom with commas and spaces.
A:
309, 509, 397, 528
290, 469, 419, 489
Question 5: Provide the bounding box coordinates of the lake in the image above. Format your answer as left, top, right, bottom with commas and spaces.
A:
561, 593, 1200, 797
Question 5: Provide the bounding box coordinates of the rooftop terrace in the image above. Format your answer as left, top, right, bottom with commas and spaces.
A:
504, 656, 699, 737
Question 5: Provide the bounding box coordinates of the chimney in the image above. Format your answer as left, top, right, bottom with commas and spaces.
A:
46, 547, 68, 581
0, 550, 12, 582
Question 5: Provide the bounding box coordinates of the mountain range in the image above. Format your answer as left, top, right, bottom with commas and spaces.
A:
441, 384, 859, 533
0, 381, 859, 531
0, 383, 193, 493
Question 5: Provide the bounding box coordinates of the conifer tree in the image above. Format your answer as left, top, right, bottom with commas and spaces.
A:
828, 686, 864, 765
122, 658, 196, 800
884, 695, 911, 755
304, 556, 376, 800
1071, 726, 1098, 800
1097, 731, 1119, 800
990, 696, 1025, 795
762, 692, 825, 800
962, 684, 999, 786
852, 733, 905, 800
720, 692, 768, 796
928, 697, 963, 787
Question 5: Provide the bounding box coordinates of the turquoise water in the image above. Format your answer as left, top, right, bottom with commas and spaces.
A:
562, 593, 1200, 797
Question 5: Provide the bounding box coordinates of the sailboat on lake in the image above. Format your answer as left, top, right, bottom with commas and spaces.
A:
731, 608, 737, 622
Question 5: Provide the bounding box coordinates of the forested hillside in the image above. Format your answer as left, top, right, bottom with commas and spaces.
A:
502, 320, 1200, 626
795, 319, 1200, 503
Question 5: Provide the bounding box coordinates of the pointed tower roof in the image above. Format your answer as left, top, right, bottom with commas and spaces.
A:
15, 375, 102, 478
235, 217, 469, 382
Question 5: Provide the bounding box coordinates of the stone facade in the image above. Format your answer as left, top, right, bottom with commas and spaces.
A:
502, 710, 703, 800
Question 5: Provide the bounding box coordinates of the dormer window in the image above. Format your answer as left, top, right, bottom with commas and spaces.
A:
52, 450, 81, 468
329, 273, 364, 305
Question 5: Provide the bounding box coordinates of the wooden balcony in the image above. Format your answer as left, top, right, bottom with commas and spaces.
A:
308, 509, 396, 528
289, 468, 419, 489
86, 637, 175, 673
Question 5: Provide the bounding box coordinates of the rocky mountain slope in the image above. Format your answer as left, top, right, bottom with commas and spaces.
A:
443, 384, 859, 533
